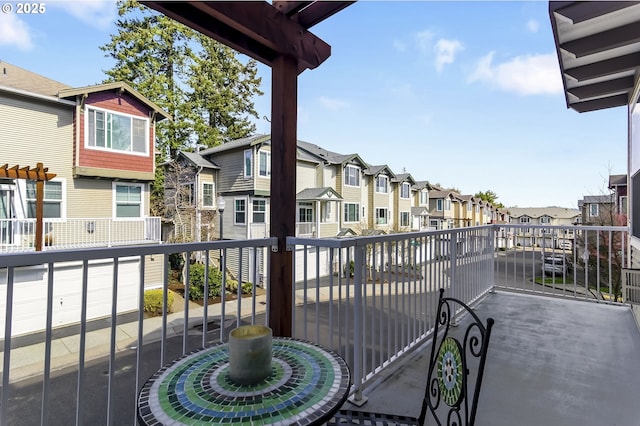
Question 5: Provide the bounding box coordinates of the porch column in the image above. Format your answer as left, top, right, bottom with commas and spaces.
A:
269, 55, 297, 337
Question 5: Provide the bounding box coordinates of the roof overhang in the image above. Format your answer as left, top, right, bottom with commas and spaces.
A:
550, 1, 640, 113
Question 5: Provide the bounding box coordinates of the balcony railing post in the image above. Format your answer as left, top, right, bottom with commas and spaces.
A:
350, 242, 368, 405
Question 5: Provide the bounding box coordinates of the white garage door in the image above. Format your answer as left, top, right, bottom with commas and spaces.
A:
0, 257, 140, 338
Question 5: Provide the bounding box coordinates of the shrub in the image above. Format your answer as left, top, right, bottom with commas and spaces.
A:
144, 289, 175, 316
227, 280, 253, 294
187, 263, 223, 300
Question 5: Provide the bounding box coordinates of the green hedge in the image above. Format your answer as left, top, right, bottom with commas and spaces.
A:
187, 263, 223, 301
144, 289, 175, 316
227, 280, 253, 294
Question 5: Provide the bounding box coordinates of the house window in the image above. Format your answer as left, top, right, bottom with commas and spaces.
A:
589, 204, 599, 217
235, 199, 246, 224
202, 183, 214, 208
244, 150, 252, 178
540, 216, 551, 224
375, 208, 388, 225
344, 165, 360, 187
114, 183, 143, 218
87, 107, 148, 154
26, 181, 63, 218
376, 175, 388, 193
401, 183, 410, 199
252, 199, 266, 223
178, 183, 194, 207
467, 203, 472, 212
298, 202, 313, 223
520, 216, 530, 224
445, 199, 451, 210
258, 150, 271, 177
420, 190, 428, 205
400, 211, 410, 227
620, 196, 628, 215
344, 203, 359, 222
437, 199, 443, 211
430, 219, 439, 229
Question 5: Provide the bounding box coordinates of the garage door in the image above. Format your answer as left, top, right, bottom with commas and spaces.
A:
0, 257, 140, 338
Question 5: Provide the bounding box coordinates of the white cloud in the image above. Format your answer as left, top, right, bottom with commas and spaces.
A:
0, 14, 33, 51
527, 19, 540, 33
50, 0, 117, 30
434, 39, 463, 73
319, 96, 349, 111
468, 51, 562, 95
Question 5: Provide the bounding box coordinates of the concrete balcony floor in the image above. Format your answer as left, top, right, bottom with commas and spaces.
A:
338, 290, 640, 426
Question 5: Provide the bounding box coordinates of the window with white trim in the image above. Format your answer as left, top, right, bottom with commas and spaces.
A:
430, 219, 439, 229
344, 165, 360, 187
540, 216, 551, 224
244, 150, 252, 178
321, 202, 333, 222
445, 199, 451, 210
87, 107, 148, 154
419, 190, 428, 205
298, 202, 313, 223
376, 175, 388, 193
520, 216, 530, 223
114, 183, 143, 218
235, 199, 246, 224
589, 204, 599, 217
375, 208, 387, 225
202, 182, 214, 208
467, 203, 472, 212
258, 150, 271, 177
437, 199, 443, 211
400, 211, 410, 227
344, 203, 359, 222
252, 199, 266, 223
178, 183, 194, 207
27, 181, 63, 218
401, 183, 410, 199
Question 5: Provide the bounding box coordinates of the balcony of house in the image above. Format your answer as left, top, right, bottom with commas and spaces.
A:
0, 224, 638, 424
0, 217, 162, 252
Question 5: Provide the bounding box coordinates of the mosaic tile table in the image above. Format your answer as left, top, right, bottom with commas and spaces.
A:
137, 337, 351, 426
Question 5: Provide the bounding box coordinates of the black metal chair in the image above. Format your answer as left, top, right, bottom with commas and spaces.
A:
327, 288, 494, 426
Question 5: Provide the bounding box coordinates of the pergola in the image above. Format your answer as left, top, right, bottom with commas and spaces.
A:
0, 163, 56, 251
141, 1, 354, 337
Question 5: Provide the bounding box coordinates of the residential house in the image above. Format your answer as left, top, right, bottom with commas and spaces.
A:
391, 173, 415, 233
508, 207, 581, 248
578, 195, 616, 225
364, 165, 395, 233
428, 190, 456, 230
0, 61, 168, 337
411, 181, 430, 231
457, 195, 476, 227
608, 174, 628, 217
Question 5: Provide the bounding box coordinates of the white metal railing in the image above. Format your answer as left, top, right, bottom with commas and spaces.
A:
0, 223, 629, 423
0, 217, 162, 252
287, 226, 495, 403
494, 224, 628, 302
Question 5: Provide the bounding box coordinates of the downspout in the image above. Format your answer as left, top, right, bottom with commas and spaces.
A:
195, 166, 203, 242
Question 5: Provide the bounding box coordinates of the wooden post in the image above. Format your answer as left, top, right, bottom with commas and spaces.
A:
269, 54, 298, 337
35, 180, 44, 252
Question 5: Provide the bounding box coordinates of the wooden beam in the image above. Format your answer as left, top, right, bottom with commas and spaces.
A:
561, 21, 640, 58
0, 163, 56, 181
552, 1, 638, 24
296, 1, 356, 28
142, 1, 332, 73
269, 54, 298, 337
35, 180, 44, 252
273, 1, 313, 17
567, 76, 634, 100
565, 52, 640, 82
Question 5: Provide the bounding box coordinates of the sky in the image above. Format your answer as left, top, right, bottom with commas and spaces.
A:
0, 1, 628, 209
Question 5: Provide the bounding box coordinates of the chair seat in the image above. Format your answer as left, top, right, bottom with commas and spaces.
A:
327, 409, 421, 425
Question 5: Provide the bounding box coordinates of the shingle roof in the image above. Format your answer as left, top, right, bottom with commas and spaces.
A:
180, 151, 220, 169
391, 173, 415, 184
582, 195, 615, 204
508, 207, 581, 219
609, 174, 627, 187
199, 134, 271, 155
296, 187, 342, 201
0, 61, 71, 96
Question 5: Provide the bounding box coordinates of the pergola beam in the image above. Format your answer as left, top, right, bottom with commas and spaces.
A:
143, 1, 332, 73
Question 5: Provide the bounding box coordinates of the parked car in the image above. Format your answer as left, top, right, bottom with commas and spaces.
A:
541, 253, 572, 276
557, 241, 573, 251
